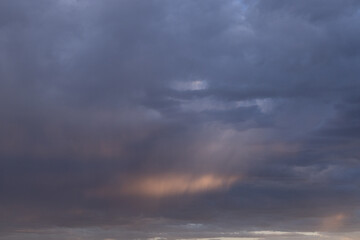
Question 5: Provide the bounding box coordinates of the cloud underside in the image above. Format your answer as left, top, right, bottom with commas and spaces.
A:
91, 174, 240, 198
1, 0, 360, 239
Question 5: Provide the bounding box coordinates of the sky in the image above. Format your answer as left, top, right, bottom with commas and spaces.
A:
1, 0, 360, 239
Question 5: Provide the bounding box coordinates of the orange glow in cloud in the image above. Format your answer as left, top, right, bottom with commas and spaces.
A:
93, 174, 240, 198
320, 213, 347, 231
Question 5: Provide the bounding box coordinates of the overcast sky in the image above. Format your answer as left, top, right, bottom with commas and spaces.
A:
1, 0, 360, 239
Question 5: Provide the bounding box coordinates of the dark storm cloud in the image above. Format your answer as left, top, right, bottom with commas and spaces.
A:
1, 0, 360, 239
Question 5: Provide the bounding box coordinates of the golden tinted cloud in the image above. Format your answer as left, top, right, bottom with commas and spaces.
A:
320, 213, 347, 231
93, 173, 240, 198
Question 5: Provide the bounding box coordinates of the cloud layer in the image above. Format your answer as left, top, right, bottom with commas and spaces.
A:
1, 0, 360, 239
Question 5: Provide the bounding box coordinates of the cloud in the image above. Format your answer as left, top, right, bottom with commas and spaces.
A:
91, 173, 240, 198
1, 0, 360, 239
321, 213, 348, 232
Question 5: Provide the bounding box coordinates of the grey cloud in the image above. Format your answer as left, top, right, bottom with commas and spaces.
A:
1, 0, 360, 239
